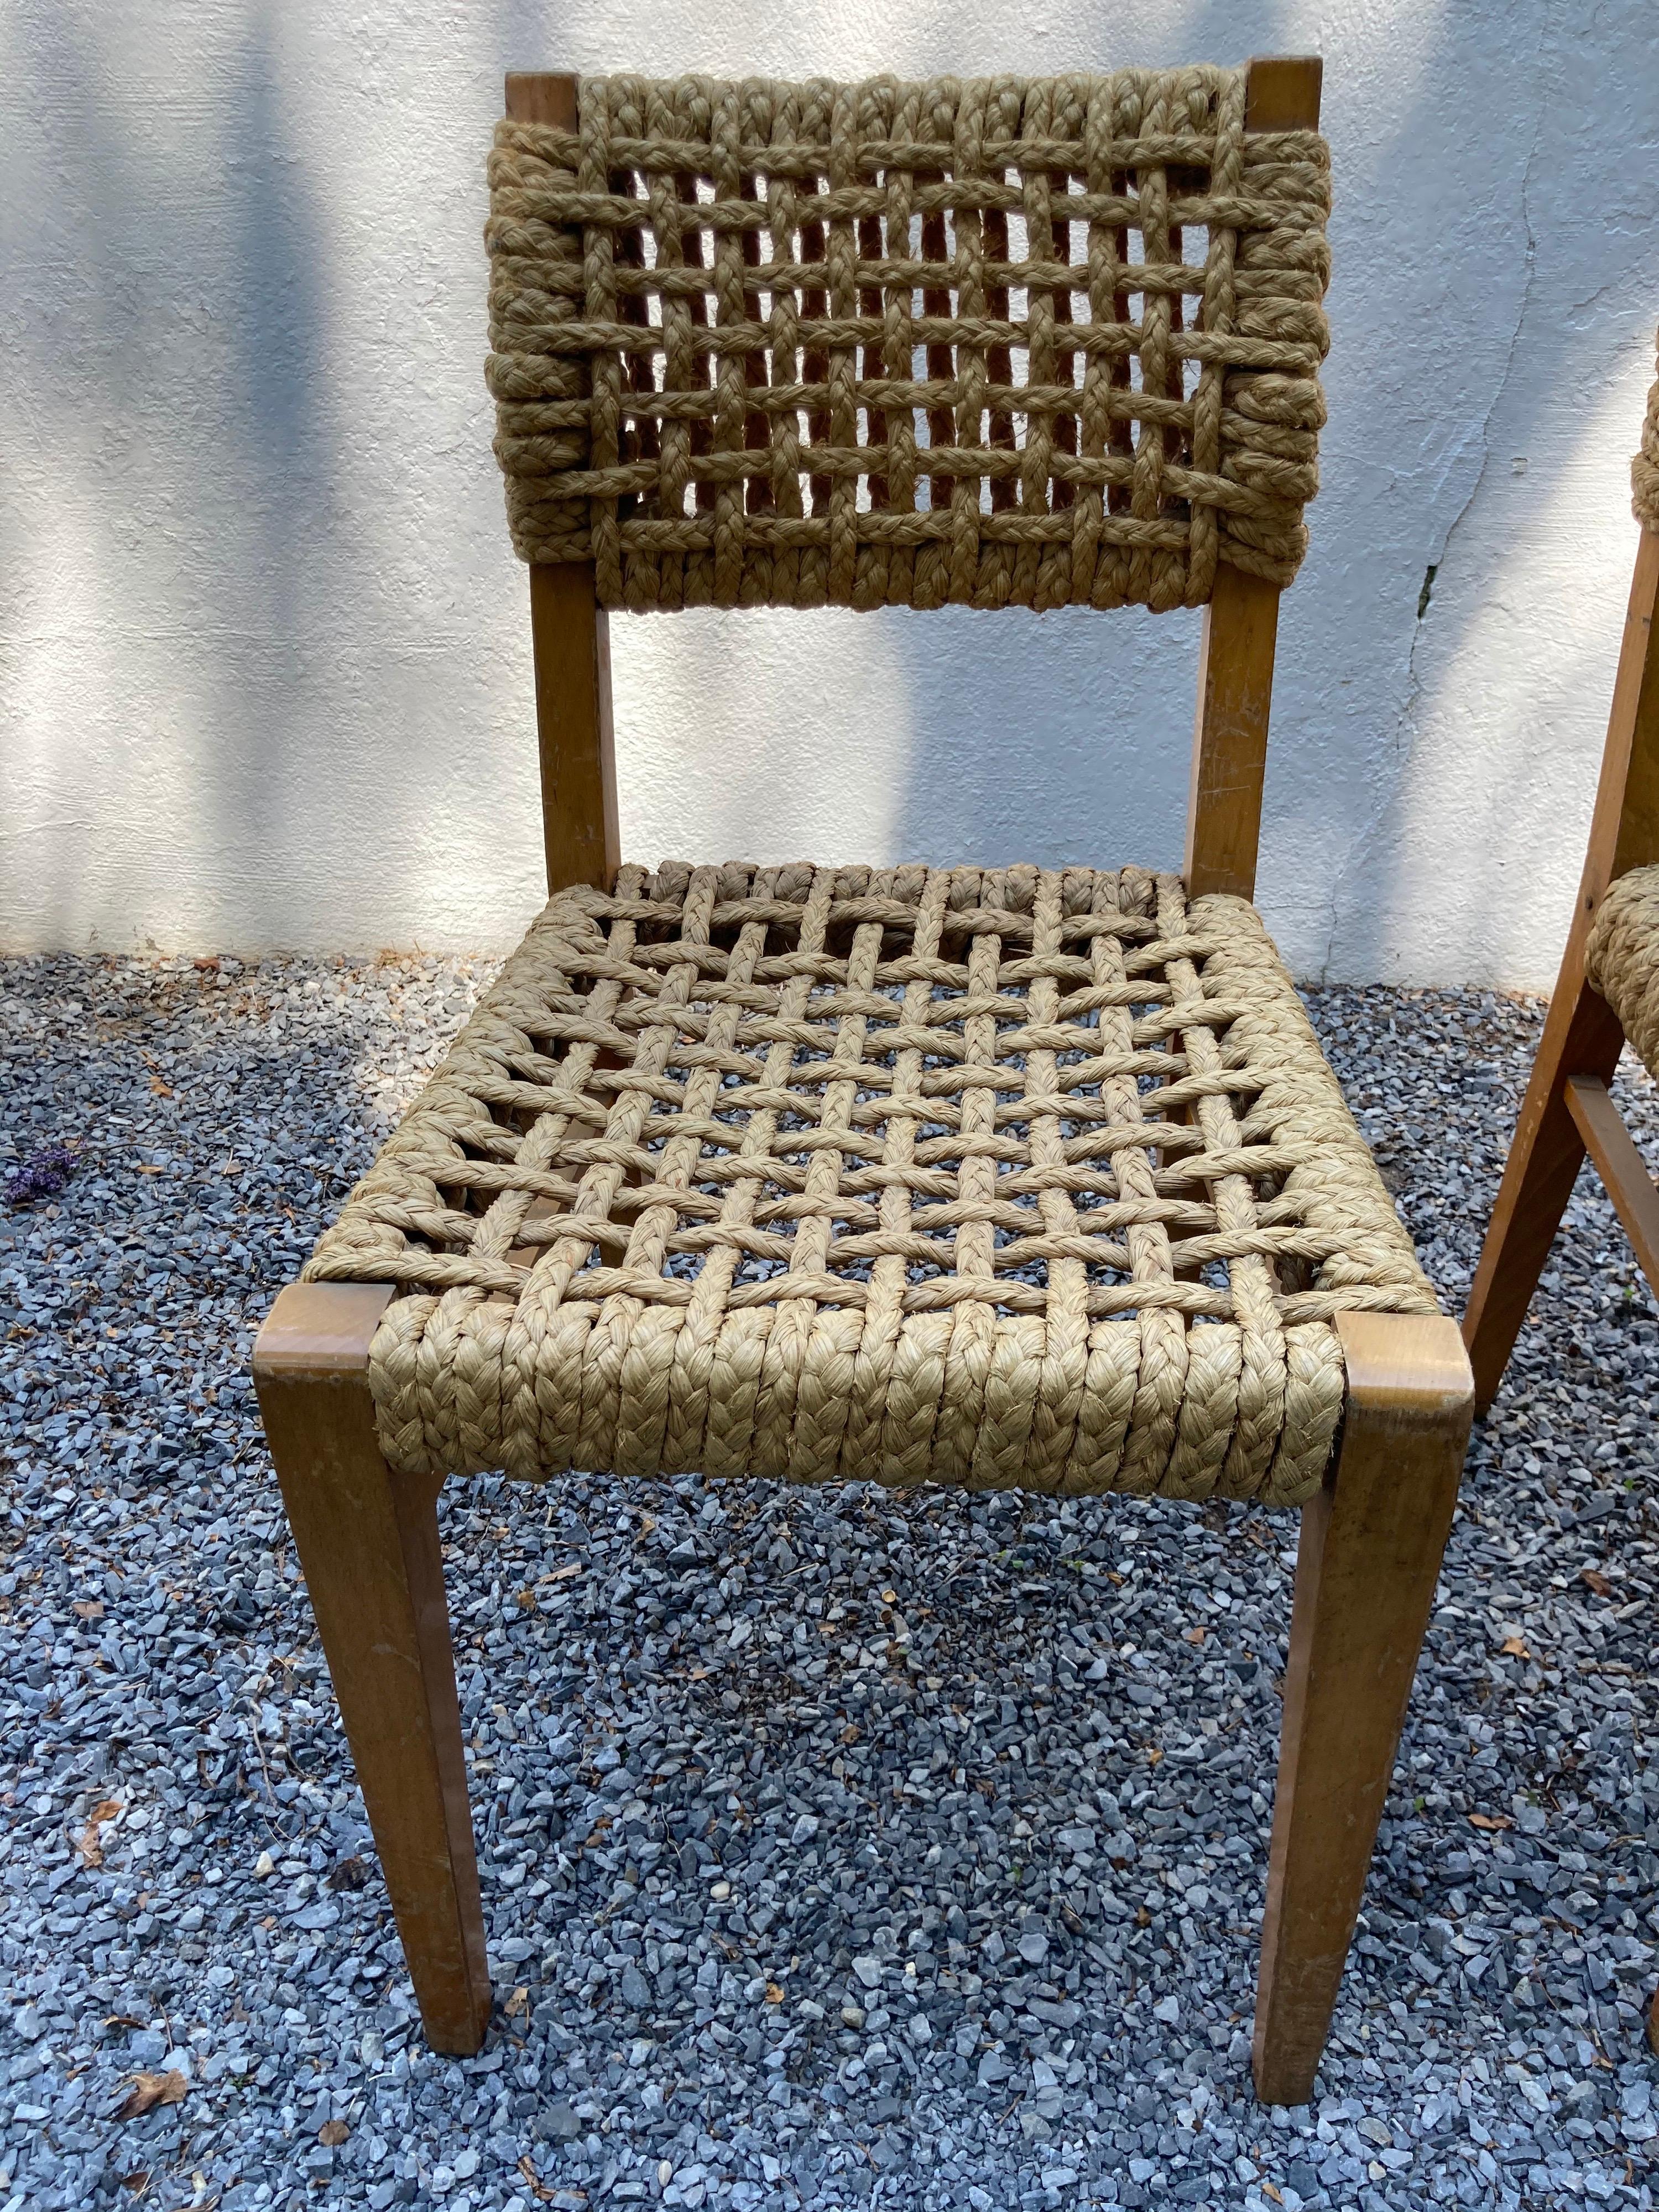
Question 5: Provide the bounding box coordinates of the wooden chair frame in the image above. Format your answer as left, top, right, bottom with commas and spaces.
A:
1464, 525, 1659, 1401
1461, 523, 1659, 2049
252, 57, 1474, 2106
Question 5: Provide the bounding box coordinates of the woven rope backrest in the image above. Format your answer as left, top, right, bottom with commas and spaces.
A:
486, 71, 1332, 614
1635, 329, 1659, 535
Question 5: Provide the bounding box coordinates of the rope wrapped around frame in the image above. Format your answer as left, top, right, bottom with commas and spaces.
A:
1634, 328, 1659, 535
485, 71, 1332, 613
1587, 866, 1659, 1078
304, 861, 1434, 1503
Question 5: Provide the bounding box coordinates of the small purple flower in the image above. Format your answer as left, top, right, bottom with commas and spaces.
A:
3, 1142, 80, 1208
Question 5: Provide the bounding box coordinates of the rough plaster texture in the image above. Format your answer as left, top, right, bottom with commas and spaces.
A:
4, 2, 1659, 987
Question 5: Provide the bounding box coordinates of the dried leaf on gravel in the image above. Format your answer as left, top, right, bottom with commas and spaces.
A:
1468, 1812, 1514, 1832
517, 2156, 555, 2202
76, 1798, 122, 1867
317, 2121, 349, 2147
116, 2070, 187, 2119
1498, 1635, 1531, 1657
1579, 1567, 1614, 1596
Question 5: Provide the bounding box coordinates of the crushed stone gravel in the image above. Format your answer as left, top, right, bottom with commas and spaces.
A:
0, 949, 1657, 2212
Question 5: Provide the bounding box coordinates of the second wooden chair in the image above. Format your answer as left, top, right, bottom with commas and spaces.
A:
1463, 335, 1659, 2048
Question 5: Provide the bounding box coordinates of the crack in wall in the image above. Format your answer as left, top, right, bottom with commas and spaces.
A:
1314, 7, 1554, 983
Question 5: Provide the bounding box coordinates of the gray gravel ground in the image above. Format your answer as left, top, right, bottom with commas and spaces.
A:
2, 950, 1658, 2212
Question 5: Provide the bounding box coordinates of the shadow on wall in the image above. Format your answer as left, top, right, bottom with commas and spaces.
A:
1264, 0, 1659, 986
215, 18, 341, 883
612, 599, 1200, 878
610, 609, 920, 868
1338, 345, 1653, 989
885, 606, 1200, 873
5, 4, 556, 953
4, 7, 346, 938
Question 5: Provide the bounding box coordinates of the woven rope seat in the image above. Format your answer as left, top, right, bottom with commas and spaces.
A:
1587, 865, 1659, 1078
304, 859, 1433, 1504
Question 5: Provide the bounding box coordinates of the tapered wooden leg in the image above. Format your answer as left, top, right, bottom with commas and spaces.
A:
1462, 973, 1623, 1412
1253, 1312, 1473, 2106
253, 1281, 491, 2054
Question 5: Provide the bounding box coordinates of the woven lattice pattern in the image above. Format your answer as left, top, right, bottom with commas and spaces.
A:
485, 72, 1331, 613
305, 863, 1433, 1503
1634, 330, 1659, 535
1588, 866, 1659, 1077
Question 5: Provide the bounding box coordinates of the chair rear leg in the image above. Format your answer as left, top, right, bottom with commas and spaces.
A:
1253, 1312, 1473, 2106
253, 1282, 491, 2054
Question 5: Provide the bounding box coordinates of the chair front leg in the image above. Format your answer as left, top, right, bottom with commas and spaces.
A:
253, 1282, 492, 2054
1462, 971, 1623, 1413
1252, 1311, 1473, 2106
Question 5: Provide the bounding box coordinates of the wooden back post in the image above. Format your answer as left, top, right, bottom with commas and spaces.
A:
507, 72, 622, 898
1185, 55, 1322, 899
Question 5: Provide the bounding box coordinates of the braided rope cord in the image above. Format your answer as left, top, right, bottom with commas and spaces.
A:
484, 71, 1332, 613
1587, 866, 1659, 1078
305, 863, 1434, 1501
1634, 328, 1659, 535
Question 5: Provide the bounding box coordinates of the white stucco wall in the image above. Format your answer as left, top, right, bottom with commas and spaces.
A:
4, 1, 1658, 987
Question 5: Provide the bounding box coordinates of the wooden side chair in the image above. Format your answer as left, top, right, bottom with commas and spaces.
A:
1462, 339, 1659, 2048
252, 60, 1475, 2107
